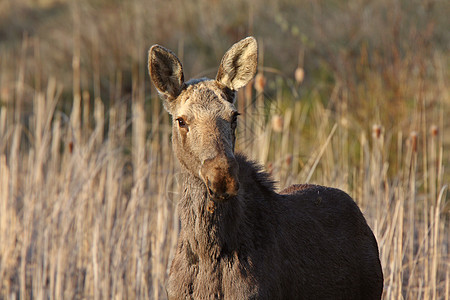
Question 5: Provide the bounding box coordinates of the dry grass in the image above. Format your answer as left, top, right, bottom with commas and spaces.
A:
0, 0, 449, 299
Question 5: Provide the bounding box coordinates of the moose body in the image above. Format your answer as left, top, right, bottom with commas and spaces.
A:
148, 37, 383, 299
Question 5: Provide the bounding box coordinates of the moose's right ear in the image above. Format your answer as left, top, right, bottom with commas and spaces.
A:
148, 45, 185, 109
216, 37, 258, 91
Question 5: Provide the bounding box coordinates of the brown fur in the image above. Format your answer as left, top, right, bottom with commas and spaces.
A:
148, 37, 383, 299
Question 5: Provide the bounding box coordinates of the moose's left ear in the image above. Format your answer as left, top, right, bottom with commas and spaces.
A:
216, 37, 258, 91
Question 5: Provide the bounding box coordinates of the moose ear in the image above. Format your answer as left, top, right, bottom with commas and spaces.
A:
216, 37, 258, 91
148, 45, 185, 108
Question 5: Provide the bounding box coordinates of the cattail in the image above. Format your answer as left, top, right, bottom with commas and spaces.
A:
254, 73, 266, 93
69, 141, 74, 154
410, 131, 418, 153
267, 162, 273, 175
0, 87, 10, 103
294, 67, 305, 84
285, 154, 293, 166
430, 125, 438, 137
372, 124, 382, 139
272, 114, 284, 133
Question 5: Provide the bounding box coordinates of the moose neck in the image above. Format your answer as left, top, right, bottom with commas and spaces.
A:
178, 169, 245, 260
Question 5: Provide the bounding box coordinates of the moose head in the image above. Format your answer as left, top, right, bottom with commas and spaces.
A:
148, 37, 258, 202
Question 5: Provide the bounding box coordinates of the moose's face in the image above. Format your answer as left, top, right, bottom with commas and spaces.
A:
148, 37, 257, 202
169, 80, 240, 201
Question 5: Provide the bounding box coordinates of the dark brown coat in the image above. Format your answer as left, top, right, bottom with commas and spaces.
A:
168, 155, 383, 299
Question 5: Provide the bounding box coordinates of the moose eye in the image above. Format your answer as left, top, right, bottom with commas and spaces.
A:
232, 112, 240, 122
231, 112, 240, 128
176, 117, 188, 129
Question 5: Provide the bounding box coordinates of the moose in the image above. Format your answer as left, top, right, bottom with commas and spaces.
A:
148, 37, 383, 299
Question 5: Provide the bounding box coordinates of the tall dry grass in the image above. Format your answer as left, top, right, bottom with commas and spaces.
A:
0, 0, 449, 299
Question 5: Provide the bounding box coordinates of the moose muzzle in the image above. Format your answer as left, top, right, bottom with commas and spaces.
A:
200, 154, 240, 202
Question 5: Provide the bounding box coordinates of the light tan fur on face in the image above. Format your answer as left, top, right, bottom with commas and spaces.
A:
174, 81, 237, 124
172, 81, 239, 201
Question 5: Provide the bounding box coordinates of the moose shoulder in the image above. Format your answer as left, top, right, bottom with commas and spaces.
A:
148, 37, 383, 300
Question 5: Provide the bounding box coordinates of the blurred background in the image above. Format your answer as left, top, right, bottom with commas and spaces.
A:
0, 0, 448, 299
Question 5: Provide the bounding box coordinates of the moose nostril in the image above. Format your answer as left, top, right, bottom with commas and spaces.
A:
200, 155, 240, 201
204, 178, 213, 193
207, 185, 214, 196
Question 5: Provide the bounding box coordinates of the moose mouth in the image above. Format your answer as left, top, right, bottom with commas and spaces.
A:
200, 155, 240, 203
204, 178, 239, 202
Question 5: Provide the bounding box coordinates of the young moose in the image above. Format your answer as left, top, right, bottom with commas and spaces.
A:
148, 37, 383, 299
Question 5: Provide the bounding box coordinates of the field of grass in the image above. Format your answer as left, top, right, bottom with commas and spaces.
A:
0, 0, 448, 299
